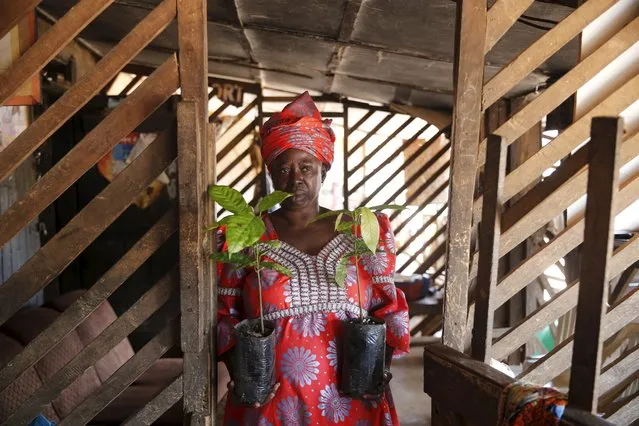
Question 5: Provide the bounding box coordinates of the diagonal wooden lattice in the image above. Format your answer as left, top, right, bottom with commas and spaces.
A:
0, 0, 199, 423
446, 1, 639, 422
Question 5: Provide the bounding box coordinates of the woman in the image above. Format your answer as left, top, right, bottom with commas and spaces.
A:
217, 92, 410, 425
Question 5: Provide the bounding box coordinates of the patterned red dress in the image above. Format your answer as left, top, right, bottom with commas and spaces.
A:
216, 213, 410, 425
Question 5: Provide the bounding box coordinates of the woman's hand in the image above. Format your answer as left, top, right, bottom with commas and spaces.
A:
360, 370, 393, 400
227, 381, 281, 407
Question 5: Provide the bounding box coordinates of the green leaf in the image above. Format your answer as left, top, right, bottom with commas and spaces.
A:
260, 261, 292, 277
335, 256, 349, 287
208, 185, 252, 215
309, 209, 349, 223
245, 216, 267, 247
360, 207, 380, 254
368, 204, 406, 212
225, 224, 251, 254
336, 220, 353, 233
256, 191, 293, 213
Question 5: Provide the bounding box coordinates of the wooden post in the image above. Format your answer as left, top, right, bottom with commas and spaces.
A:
568, 117, 622, 413
443, 0, 487, 351
471, 134, 506, 362
177, 0, 210, 423
343, 101, 349, 210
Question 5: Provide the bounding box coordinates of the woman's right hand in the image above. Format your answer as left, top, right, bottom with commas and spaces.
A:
227, 381, 280, 407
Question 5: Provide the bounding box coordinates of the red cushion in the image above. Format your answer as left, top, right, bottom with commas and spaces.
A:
49, 290, 134, 381
0, 332, 59, 423
2, 307, 102, 418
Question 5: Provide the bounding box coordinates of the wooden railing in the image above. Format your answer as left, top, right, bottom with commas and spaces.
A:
0, 0, 212, 423
442, 0, 638, 424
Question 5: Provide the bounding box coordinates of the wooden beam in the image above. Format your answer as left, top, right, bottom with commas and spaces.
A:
0, 56, 179, 249
482, 0, 618, 109
520, 287, 639, 385
475, 69, 639, 218
0, 0, 177, 184
599, 346, 639, 397
389, 103, 451, 131
2, 270, 178, 426
0, 128, 177, 328
471, 135, 506, 362
480, 133, 639, 312
0, 0, 116, 105
424, 343, 512, 425
119, 74, 144, 96
61, 320, 180, 426
467, 127, 639, 287
216, 117, 259, 162
347, 113, 395, 157
366, 141, 450, 211
609, 265, 637, 305
569, 117, 622, 413
0, 0, 40, 41
491, 219, 639, 360
416, 238, 447, 274
348, 116, 415, 176
177, 1, 209, 422
605, 392, 639, 425
350, 124, 441, 201
122, 375, 184, 426
208, 101, 231, 122
0, 208, 177, 394
484, 0, 534, 53
395, 179, 448, 242
443, 0, 487, 352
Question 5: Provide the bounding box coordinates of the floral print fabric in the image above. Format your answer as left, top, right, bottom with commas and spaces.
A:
217, 213, 410, 425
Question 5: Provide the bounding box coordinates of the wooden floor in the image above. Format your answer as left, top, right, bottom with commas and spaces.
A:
391, 346, 431, 425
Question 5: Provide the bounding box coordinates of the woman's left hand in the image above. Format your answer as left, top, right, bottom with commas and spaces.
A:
361, 370, 392, 400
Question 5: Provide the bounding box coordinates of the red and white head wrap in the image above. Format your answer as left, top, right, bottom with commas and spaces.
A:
260, 91, 336, 169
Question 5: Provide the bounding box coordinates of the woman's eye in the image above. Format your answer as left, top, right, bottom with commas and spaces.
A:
280, 168, 289, 175
301, 166, 310, 172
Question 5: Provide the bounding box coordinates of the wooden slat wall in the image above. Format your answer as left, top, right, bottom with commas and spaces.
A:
0, 0, 194, 423
451, 0, 639, 423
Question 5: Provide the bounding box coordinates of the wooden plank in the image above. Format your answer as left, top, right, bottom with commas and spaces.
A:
570, 117, 623, 414
2, 269, 178, 426
367, 141, 450, 214
218, 146, 252, 180
216, 117, 259, 162
467, 128, 639, 286
478, 16, 639, 165
485, 132, 639, 306
482, 0, 618, 109
206, 121, 218, 414
122, 375, 184, 426
119, 74, 144, 96
395, 182, 448, 247
343, 102, 350, 210
0, 208, 177, 393
208, 101, 231, 122
491, 230, 639, 360
0, 0, 177, 184
0, 0, 116, 105
484, 0, 534, 53
471, 135, 506, 362
609, 265, 637, 305
475, 71, 639, 221
347, 116, 415, 176
392, 167, 449, 233
424, 343, 511, 425
443, 0, 487, 352
177, 101, 205, 351
520, 287, 639, 385
61, 319, 180, 426
356, 126, 442, 204
397, 211, 447, 272
569, 117, 622, 412
606, 392, 639, 425
349, 109, 375, 134
0, 0, 40, 41
0, 128, 177, 328
0, 56, 179, 249
416, 239, 447, 274
599, 346, 639, 397
346, 113, 394, 157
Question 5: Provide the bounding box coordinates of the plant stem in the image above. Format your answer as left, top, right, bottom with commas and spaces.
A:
255, 246, 265, 335
355, 253, 363, 320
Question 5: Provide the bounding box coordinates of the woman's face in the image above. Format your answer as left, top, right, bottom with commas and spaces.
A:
269, 149, 325, 210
